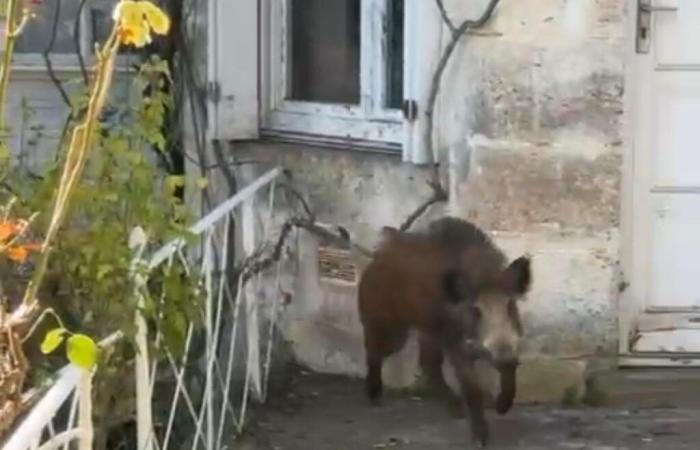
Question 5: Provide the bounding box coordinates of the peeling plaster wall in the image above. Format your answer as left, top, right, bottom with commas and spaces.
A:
440, 0, 625, 361
229, 0, 627, 387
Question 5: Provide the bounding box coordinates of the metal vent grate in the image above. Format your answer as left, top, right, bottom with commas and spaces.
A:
318, 246, 357, 284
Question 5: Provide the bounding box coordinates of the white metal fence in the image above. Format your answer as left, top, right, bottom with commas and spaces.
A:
4, 167, 292, 450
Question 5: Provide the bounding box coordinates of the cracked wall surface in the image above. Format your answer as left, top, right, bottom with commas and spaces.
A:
228, 0, 628, 389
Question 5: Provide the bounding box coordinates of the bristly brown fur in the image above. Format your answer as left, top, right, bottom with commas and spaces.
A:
375, 217, 509, 302
358, 216, 531, 448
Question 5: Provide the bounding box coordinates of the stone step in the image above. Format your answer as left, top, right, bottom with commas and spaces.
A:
591, 368, 700, 409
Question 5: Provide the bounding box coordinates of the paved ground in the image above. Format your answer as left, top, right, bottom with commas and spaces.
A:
240, 368, 700, 450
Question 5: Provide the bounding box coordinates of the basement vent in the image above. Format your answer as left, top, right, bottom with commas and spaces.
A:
317, 246, 357, 284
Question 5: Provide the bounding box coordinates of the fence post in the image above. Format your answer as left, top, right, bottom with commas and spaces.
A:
241, 198, 262, 400
77, 370, 94, 450
130, 227, 154, 450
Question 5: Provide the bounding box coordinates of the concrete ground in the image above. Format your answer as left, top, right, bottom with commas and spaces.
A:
240, 367, 700, 450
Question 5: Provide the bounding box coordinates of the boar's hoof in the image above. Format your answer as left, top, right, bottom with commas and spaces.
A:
495, 393, 514, 415
471, 429, 489, 449
446, 396, 466, 418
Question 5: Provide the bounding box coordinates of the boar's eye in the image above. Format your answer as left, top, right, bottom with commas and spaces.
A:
471, 305, 482, 321
507, 298, 518, 313
442, 270, 475, 303
442, 271, 461, 303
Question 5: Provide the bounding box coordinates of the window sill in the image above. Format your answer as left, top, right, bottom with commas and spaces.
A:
8, 54, 135, 76
259, 128, 402, 155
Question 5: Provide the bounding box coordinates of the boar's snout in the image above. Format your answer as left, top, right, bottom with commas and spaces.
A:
483, 339, 519, 367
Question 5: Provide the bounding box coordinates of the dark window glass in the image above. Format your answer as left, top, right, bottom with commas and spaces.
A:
290, 0, 361, 104
386, 0, 404, 109
15, 0, 81, 54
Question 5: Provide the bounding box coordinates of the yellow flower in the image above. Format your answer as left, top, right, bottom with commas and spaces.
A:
142, 1, 170, 35
113, 0, 170, 48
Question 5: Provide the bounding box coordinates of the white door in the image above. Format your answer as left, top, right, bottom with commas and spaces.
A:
628, 0, 700, 357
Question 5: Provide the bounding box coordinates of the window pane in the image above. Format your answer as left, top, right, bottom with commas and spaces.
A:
290, 0, 360, 104
90, 1, 135, 55
386, 0, 404, 109
15, 1, 81, 54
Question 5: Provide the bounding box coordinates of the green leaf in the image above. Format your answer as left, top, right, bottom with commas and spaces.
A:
164, 175, 186, 196
97, 264, 113, 280
196, 177, 208, 190
40, 328, 67, 354
152, 133, 166, 151
66, 334, 99, 370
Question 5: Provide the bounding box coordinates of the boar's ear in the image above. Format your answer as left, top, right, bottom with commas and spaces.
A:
443, 270, 476, 303
376, 226, 400, 252
380, 226, 399, 241
501, 256, 531, 296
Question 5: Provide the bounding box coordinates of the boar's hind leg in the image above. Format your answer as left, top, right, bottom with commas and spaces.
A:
447, 349, 489, 449
418, 335, 464, 417
363, 325, 408, 406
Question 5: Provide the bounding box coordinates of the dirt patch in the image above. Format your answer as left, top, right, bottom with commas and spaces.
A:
237, 368, 700, 450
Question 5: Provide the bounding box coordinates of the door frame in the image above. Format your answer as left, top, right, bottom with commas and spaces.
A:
618, 0, 700, 367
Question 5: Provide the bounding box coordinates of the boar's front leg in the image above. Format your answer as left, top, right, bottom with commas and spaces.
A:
495, 361, 518, 415
447, 348, 489, 449
418, 335, 464, 417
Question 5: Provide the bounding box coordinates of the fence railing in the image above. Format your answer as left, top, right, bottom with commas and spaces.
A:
3, 167, 290, 450
3, 332, 122, 450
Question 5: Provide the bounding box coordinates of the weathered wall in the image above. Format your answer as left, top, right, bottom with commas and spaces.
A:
227, 0, 628, 396
441, 0, 626, 360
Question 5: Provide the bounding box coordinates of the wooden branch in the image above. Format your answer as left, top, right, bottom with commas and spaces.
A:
459, 0, 502, 29
232, 162, 454, 284
278, 182, 314, 222
238, 221, 293, 283
398, 180, 448, 232
42, 0, 73, 108
424, 0, 502, 173
235, 215, 372, 285
435, 0, 456, 33
278, 182, 368, 255
290, 217, 371, 257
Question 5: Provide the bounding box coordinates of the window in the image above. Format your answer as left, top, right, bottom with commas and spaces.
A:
13, 0, 131, 69
209, 0, 440, 163
262, 0, 405, 150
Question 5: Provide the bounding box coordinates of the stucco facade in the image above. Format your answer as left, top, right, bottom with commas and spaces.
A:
225, 0, 628, 396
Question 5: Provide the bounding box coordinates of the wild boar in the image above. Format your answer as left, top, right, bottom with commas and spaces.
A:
357, 217, 531, 448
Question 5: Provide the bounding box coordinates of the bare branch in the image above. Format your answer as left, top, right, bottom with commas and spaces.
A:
233, 178, 373, 283
458, 0, 502, 30
424, 0, 502, 176
398, 180, 448, 232
43, 0, 72, 108
290, 217, 371, 257
73, 0, 89, 85
435, 0, 456, 33
233, 160, 454, 283
211, 140, 237, 195
278, 182, 314, 222
239, 221, 294, 283
235, 215, 372, 285
278, 179, 369, 255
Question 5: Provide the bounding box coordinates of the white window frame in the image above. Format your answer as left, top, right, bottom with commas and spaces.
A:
260, 0, 404, 151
